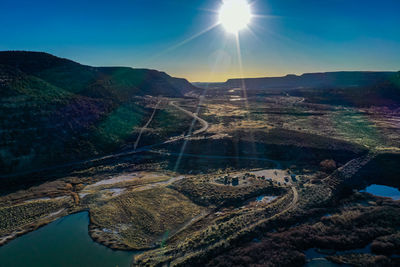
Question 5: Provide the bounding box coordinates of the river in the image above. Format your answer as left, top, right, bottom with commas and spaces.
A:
0, 212, 133, 267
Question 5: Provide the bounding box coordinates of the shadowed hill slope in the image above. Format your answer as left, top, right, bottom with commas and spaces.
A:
0, 51, 197, 97
0, 51, 197, 176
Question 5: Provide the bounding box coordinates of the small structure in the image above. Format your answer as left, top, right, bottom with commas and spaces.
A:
232, 177, 239, 186
224, 176, 230, 185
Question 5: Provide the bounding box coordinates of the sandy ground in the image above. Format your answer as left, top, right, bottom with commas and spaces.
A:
248, 169, 293, 185
86, 173, 139, 188
79, 172, 185, 200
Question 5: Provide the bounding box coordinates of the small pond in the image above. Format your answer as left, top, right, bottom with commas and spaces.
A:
256, 195, 277, 203
361, 184, 400, 200
304, 246, 372, 267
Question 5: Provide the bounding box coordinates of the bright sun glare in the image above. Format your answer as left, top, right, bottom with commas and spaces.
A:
219, 0, 252, 34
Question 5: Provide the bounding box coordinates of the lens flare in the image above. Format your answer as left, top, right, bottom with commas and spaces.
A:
219, 0, 252, 33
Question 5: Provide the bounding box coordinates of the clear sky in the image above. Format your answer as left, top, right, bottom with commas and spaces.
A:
1, 0, 400, 82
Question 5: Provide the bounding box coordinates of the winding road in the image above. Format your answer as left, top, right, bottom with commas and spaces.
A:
169, 101, 209, 135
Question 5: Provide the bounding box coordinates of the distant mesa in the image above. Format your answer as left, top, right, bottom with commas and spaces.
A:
193, 69, 400, 107
223, 71, 398, 90
194, 71, 399, 91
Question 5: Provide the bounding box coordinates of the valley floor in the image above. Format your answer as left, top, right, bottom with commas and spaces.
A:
1, 92, 400, 266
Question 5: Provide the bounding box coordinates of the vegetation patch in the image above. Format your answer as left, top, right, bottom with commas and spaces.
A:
89, 187, 204, 250
170, 176, 286, 207
0, 199, 71, 236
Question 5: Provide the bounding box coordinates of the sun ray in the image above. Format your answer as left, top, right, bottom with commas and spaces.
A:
235, 33, 249, 111
250, 22, 302, 46
252, 14, 282, 19
197, 7, 220, 14
168, 23, 220, 52
149, 23, 220, 62
235, 32, 258, 158
245, 24, 263, 43
172, 95, 206, 172
173, 38, 229, 172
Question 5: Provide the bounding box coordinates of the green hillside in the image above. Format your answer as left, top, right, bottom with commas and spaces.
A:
0, 51, 197, 175
0, 51, 197, 97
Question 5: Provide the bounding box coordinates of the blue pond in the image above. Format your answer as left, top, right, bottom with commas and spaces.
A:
256, 195, 277, 203
256, 195, 265, 201
304, 246, 371, 267
0, 212, 134, 267
362, 184, 400, 200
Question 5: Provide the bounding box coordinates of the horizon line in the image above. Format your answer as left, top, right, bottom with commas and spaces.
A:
1, 50, 399, 84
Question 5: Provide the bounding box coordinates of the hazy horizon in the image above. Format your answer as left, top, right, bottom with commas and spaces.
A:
65, 53, 400, 83
4, 49, 400, 83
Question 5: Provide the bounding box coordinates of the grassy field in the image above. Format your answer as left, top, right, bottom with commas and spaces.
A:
89, 186, 205, 250
170, 175, 286, 207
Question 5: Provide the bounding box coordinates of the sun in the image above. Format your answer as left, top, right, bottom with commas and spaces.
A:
219, 0, 252, 34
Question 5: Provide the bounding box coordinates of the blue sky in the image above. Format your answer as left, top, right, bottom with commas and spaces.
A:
1, 0, 399, 81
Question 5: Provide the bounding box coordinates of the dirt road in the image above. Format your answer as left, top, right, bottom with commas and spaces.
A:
0, 100, 210, 179
169, 101, 209, 135
133, 99, 162, 150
